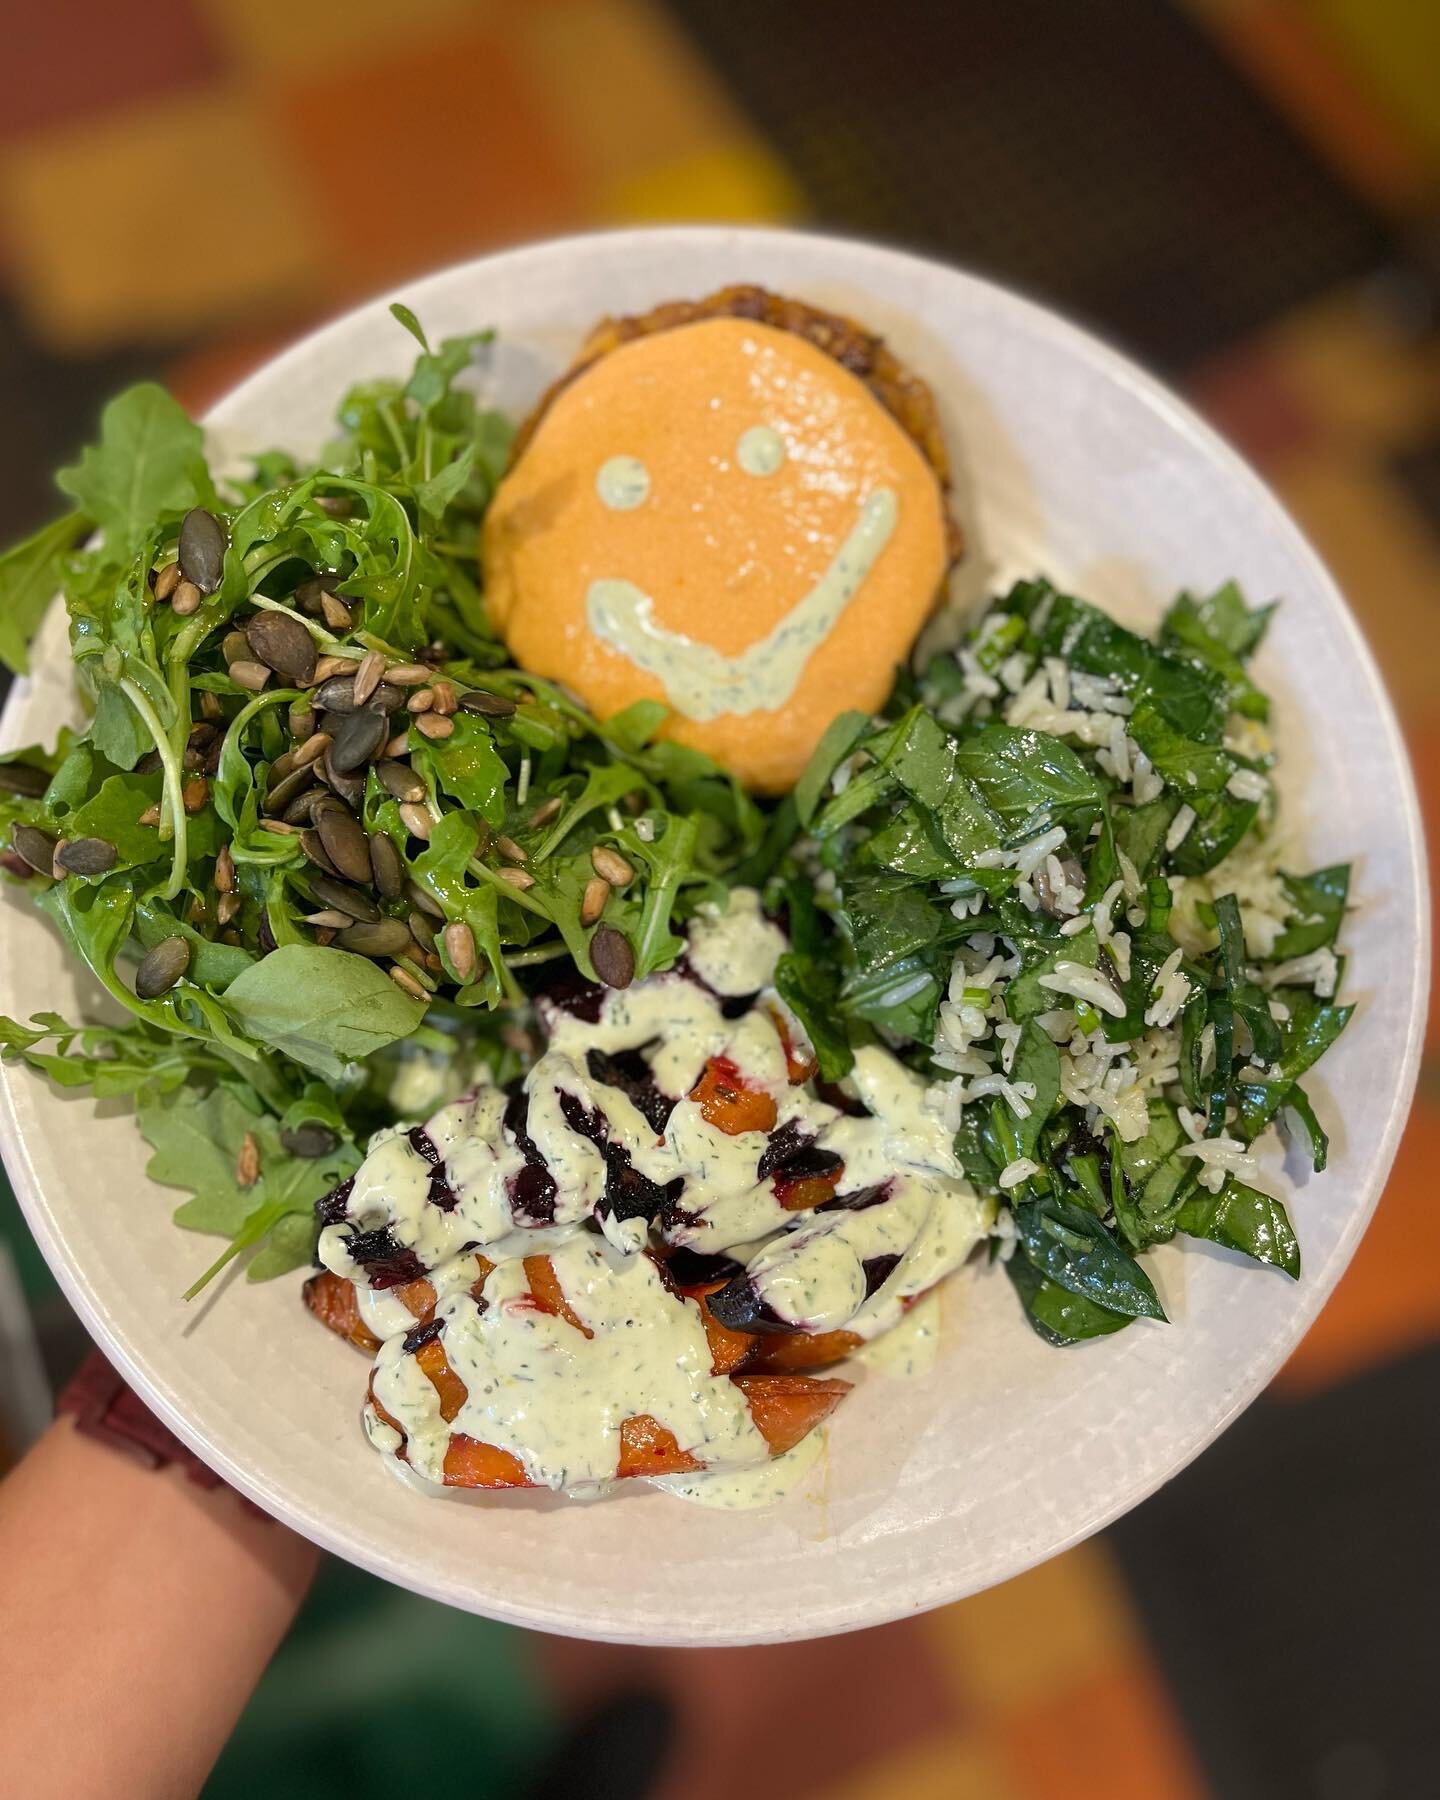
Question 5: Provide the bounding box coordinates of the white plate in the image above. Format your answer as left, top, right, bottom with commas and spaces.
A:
0, 229, 1427, 1644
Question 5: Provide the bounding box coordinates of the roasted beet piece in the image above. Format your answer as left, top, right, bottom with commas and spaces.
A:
344, 1226, 427, 1290
314, 1175, 354, 1225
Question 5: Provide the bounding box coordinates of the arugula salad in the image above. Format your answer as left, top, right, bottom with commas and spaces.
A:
0, 307, 1351, 1351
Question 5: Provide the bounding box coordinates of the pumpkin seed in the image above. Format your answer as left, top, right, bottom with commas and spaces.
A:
337, 919, 413, 958
56, 836, 117, 876
319, 753, 366, 809
328, 707, 388, 773
260, 766, 311, 816
316, 806, 372, 883
443, 920, 478, 983
376, 759, 424, 803
580, 875, 609, 927
245, 611, 317, 684
178, 507, 227, 594
300, 828, 340, 874
295, 574, 346, 616
407, 909, 437, 953
12, 825, 57, 876
591, 845, 635, 887
459, 689, 516, 718
134, 935, 190, 998
406, 879, 444, 920
284, 789, 326, 826
590, 923, 635, 990
369, 831, 404, 898
313, 674, 401, 716
308, 875, 379, 922
0, 764, 49, 798
280, 1122, 339, 1157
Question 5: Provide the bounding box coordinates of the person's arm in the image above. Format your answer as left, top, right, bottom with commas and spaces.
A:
0, 1404, 318, 1800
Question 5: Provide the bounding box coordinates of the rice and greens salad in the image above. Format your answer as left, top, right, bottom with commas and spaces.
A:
0, 310, 1351, 1343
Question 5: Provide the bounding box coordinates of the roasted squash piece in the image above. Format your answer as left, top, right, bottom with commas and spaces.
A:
523, 1254, 593, 1337
747, 1329, 862, 1373
413, 1335, 468, 1423
690, 1055, 778, 1136
304, 1271, 381, 1353
443, 1434, 532, 1489
732, 1374, 850, 1456
617, 1414, 703, 1478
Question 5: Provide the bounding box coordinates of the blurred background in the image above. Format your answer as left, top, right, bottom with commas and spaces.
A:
1, 0, 1438, 1795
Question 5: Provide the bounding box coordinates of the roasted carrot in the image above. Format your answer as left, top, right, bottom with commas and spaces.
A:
746, 1329, 861, 1373
395, 1276, 437, 1320
413, 1336, 469, 1422
772, 1170, 842, 1212
732, 1374, 850, 1455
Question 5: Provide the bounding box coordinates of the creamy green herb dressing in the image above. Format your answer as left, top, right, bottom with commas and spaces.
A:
651, 1423, 827, 1511
735, 424, 786, 477
325, 890, 986, 1499
595, 454, 650, 511
585, 487, 899, 721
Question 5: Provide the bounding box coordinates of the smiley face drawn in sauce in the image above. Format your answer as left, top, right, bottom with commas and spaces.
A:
482, 317, 949, 793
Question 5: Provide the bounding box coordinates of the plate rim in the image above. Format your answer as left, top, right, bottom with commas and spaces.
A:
0, 224, 1429, 1642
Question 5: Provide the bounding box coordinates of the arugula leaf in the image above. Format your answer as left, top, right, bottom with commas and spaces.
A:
794, 709, 869, 827
0, 511, 88, 675
56, 384, 214, 559
223, 945, 426, 1079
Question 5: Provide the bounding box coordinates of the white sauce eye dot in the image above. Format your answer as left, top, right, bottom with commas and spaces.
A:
596, 455, 650, 511
736, 425, 785, 477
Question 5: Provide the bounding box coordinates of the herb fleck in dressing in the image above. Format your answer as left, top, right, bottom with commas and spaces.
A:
321, 891, 987, 1497
586, 487, 899, 722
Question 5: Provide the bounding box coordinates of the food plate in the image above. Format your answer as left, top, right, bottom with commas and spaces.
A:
0, 228, 1426, 1643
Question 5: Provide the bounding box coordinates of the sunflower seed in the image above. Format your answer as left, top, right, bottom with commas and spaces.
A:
171, 578, 202, 617
414, 711, 453, 741
246, 611, 317, 684
261, 819, 300, 837
320, 593, 352, 631
337, 919, 413, 958
305, 908, 356, 929
580, 875, 609, 927
316, 806, 372, 883
0, 764, 49, 798
328, 707, 388, 773
406, 688, 434, 714
229, 660, 272, 693
216, 891, 242, 926
442, 920, 477, 983
352, 650, 385, 707
526, 795, 563, 829
222, 630, 250, 665
307, 875, 379, 922
182, 777, 209, 814
590, 923, 635, 990
376, 759, 424, 803
390, 965, 429, 1002
293, 731, 332, 769
590, 845, 634, 887
295, 574, 347, 615
459, 689, 516, 718
281, 1122, 339, 1157
179, 507, 227, 594
56, 836, 117, 876
313, 494, 353, 519
154, 561, 182, 602
369, 831, 404, 898
406, 879, 444, 920
200, 690, 225, 722
385, 663, 432, 687
214, 843, 235, 893
429, 679, 458, 717
397, 803, 432, 841
138, 805, 162, 828
312, 655, 352, 683
496, 835, 526, 864
498, 866, 535, 891
384, 730, 410, 759
135, 935, 190, 998
235, 1131, 260, 1189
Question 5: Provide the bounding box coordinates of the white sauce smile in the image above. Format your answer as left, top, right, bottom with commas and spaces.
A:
319, 890, 986, 1500
586, 487, 899, 721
